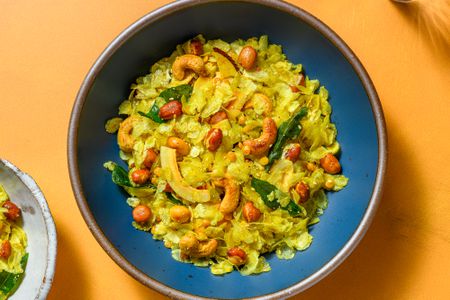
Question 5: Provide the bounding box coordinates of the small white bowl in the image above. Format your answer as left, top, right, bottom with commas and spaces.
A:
0, 159, 57, 300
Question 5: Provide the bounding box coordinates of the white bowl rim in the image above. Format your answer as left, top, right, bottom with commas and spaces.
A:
0, 159, 58, 300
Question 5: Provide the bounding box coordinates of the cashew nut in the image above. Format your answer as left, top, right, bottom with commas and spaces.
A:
179, 233, 218, 258
167, 136, 190, 156
215, 178, 240, 214
117, 115, 139, 152
242, 202, 261, 222
172, 54, 207, 80
244, 93, 273, 116
242, 117, 277, 156
196, 239, 218, 257
179, 233, 199, 253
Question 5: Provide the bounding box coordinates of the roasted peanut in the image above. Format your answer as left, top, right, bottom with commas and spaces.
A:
209, 111, 228, 125
228, 255, 244, 265
285, 144, 301, 162
242, 117, 277, 156
238, 46, 257, 70
131, 169, 151, 185
242, 202, 261, 222
172, 54, 207, 80
320, 153, 341, 174
117, 115, 138, 152
170, 205, 191, 223
132, 205, 152, 223
196, 239, 218, 257
2, 200, 20, 221
204, 128, 223, 152
159, 100, 182, 120
189, 39, 203, 56
227, 247, 247, 266
0, 241, 11, 259
295, 182, 310, 203
167, 136, 190, 156
143, 148, 158, 168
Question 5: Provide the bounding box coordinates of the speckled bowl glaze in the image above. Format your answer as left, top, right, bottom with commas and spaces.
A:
0, 160, 57, 300
68, 0, 387, 299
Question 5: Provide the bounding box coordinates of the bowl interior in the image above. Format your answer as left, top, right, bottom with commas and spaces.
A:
73, 1, 379, 299
0, 160, 56, 300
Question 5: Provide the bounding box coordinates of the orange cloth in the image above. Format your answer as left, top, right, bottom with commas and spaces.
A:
0, 1, 448, 299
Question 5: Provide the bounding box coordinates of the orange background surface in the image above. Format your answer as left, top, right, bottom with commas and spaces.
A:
1, 0, 449, 299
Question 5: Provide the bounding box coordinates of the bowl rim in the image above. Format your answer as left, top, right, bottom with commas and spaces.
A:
1, 159, 58, 300
67, 0, 387, 299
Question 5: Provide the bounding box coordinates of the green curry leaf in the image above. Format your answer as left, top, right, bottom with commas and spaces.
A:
138, 84, 193, 124
251, 178, 301, 216
111, 165, 132, 187
159, 84, 193, 102
138, 103, 165, 124
165, 192, 183, 205
0, 253, 28, 297
109, 164, 156, 194
266, 107, 308, 170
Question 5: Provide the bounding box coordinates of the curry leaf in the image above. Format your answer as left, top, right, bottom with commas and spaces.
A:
0, 253, 28, 297
111, 165, 132, 187
251, 178, 301, 216
251, 178, 279, 210
138, 103, 165, 124
109, 164, 155, 193
138, 84, 193, 124
266, 107, 308, 170
284, 200, 302, 216
165, 192, 183, 205
159, 84, 193, 102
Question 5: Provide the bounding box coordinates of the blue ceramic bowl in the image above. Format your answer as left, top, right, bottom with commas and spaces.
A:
68, 0, 387, 299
